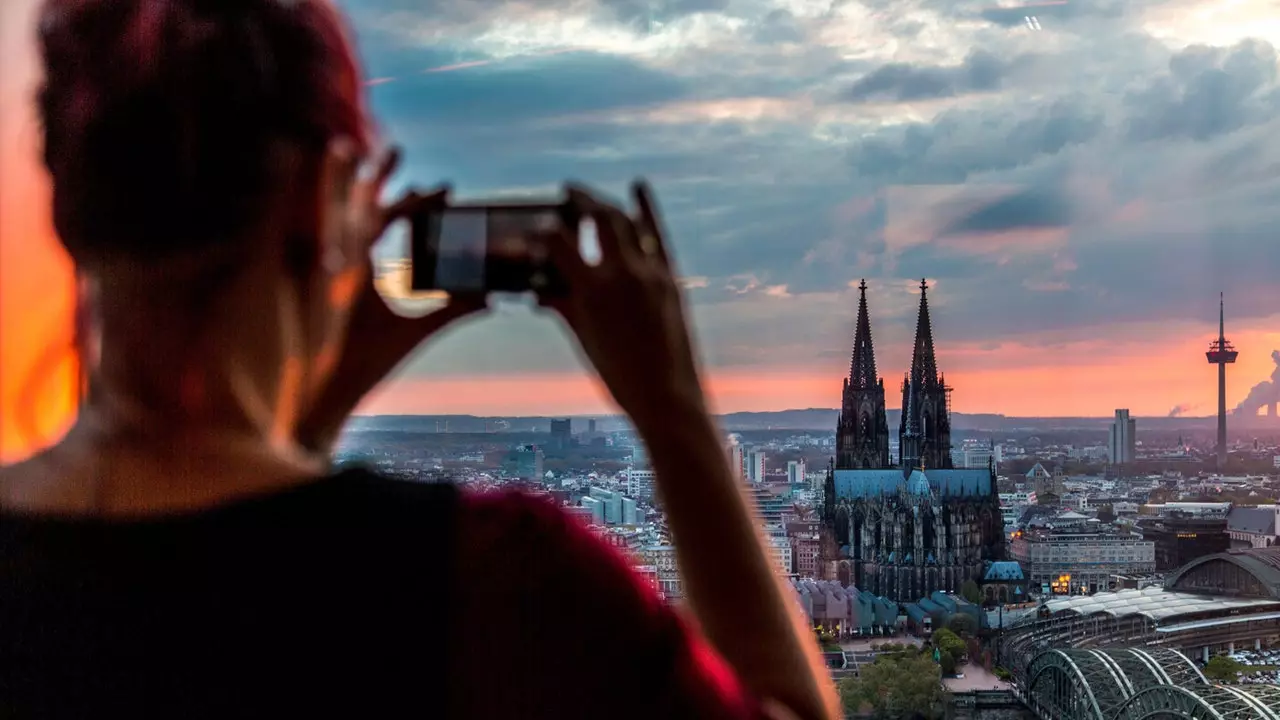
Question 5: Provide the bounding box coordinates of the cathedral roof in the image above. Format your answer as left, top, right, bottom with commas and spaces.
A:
906, 469, 931, 496
984, 561, 1026, 582
833, 468, 994, 499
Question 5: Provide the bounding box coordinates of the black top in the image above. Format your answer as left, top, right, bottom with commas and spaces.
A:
0, 469, 457, 718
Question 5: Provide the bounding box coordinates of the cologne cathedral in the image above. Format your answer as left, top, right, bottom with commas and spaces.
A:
822, 280, 1006, 602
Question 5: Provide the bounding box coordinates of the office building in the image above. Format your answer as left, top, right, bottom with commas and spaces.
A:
727, 442, 746, 482
787, 459, 806, 485
625, 469, 655, 503
504, 445, 544, 481
1011, 527, 1155, 594
1138, 516, 1230, 571
1108, 409, 1136, 464
550, 418, 572, 451
747, 449, 766, 483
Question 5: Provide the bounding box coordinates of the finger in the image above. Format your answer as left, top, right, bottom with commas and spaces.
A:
631, 179, 673, 269
533, 227, 589, 290
566, 184, 639, 267
352, 146, 400, 212
371, 145, 401, 188
379, 185, 450, 235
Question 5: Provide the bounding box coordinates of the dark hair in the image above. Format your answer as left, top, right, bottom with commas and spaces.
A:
37, 0, 370, 266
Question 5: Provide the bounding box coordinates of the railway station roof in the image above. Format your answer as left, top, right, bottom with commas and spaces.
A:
1044, 586, 1280, 623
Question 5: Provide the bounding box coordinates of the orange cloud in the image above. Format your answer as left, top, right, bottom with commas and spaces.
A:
1, 0, 79, 464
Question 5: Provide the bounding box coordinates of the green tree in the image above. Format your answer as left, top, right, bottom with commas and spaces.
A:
939, 650, 958, 676
946, 612, 978, 637
960, 579, 982, 605
931, 628, 966, 659
839, 650, 944, 719
1204, 656, 1244, 683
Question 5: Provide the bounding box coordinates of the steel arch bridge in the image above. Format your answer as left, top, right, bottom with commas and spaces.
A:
1020, 647, 1280, 720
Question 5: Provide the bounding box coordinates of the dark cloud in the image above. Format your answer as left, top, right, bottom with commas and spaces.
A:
374, 51, 690, 127
847, 97, 1105, 184
842, 50, 1009, 103
938, 189, 1074, 235
1125, 40, 1280, 142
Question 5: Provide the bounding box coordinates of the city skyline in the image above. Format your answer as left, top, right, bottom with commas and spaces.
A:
6, 0, 1280, 459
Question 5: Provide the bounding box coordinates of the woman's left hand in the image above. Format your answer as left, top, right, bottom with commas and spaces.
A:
295, 145, 488, 456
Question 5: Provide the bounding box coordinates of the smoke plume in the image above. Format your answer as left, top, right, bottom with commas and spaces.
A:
1234, 350, 1280, 416
1167, 403, 1194, 418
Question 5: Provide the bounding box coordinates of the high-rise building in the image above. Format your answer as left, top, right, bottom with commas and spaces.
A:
550, 418, 572, 451
747, 449, 767, 483
1108, 409, 1136, 464
727, 440, 746, 482
787, 459, 806, 485
588, 486, 623, 524
625, 469, 655, 503
504, 445, 544, 481
823, 279, 1006, 601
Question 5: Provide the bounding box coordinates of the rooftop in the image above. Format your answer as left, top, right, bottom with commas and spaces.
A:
1043, 585, 1280, 622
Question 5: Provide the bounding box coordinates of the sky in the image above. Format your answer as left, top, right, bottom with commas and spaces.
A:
343, 0, 1280, 418
5, 0, 1280, 458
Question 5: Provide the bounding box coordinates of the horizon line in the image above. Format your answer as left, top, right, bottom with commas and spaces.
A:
352, 409, 1247, 421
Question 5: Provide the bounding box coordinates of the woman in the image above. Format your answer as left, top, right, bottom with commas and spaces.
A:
0, 1, 840, 718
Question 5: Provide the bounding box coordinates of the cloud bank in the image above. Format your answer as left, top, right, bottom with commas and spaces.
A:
343, 0, 1280, 415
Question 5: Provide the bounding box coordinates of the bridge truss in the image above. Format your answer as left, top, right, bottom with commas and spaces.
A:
1020, 647, 1280, 720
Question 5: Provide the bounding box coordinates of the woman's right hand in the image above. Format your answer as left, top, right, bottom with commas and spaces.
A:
541, 181, 709, 428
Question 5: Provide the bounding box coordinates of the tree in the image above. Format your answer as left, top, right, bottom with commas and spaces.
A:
946, 613, 978, 638
840, 649, 944, 719
1204, 656, 1244, 683
931, 628, 966, 659
960, 579, 982, 605
1096, 503, 1117, 524
939, 650, 958, 676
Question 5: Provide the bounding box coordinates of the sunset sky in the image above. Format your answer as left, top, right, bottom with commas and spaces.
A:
6, 0, 1280, 458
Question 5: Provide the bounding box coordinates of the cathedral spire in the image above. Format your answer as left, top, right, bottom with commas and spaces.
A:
909, 278, 939, 385
849, 279, 879, 390
901, 373, 920, 470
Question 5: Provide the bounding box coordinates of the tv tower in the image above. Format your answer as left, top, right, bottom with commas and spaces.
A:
1205, 293, 1237, 470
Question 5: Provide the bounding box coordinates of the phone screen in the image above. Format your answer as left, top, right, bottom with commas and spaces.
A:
410, 205, 565, 295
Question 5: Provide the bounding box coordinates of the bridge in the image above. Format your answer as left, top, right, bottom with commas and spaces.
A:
1012, 647, 1280, 720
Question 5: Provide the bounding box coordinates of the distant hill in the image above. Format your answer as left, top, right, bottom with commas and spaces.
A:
349, 410, 1274, 433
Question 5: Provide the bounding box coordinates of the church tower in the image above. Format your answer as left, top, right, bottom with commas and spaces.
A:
837, 280, 891, 469
899, 279, 953, 474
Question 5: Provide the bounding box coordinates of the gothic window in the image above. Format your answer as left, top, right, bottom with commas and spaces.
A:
835, 506, 851, 547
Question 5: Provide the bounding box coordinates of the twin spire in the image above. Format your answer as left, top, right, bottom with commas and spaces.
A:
848, 278, 938, 393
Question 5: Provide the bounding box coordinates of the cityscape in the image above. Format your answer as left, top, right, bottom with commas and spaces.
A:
338, 279, 1280, 719
3, 0, 1279, 715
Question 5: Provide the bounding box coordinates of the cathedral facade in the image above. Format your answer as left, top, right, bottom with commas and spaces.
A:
822, 280, 1006, 602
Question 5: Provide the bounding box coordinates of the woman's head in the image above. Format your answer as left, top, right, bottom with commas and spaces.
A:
39, 0, 370, 264
37, 0, 377, 426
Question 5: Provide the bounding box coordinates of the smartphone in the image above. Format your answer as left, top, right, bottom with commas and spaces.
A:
409, 202, 569, 296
